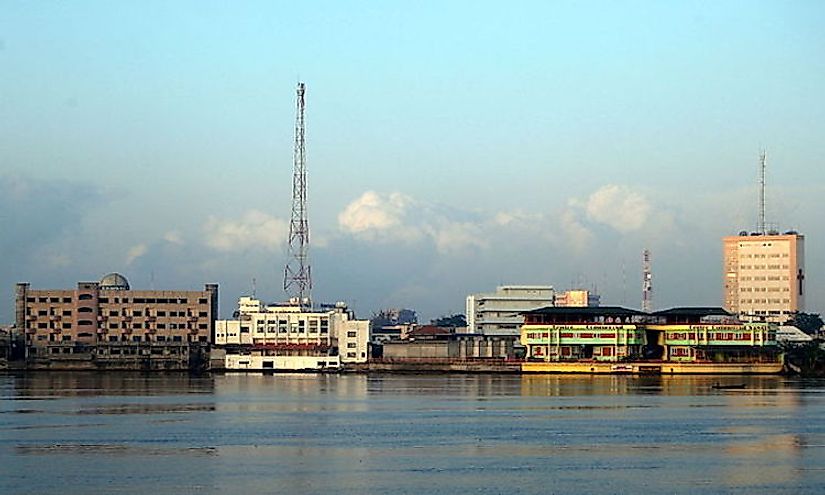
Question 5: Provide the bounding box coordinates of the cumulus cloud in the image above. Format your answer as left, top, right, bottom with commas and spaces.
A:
203, 209, 288, 252
583, 184, 651, 232
126, 244, 148, 265
163, 230, 184, 245
338, 191, 423, 242
338, 191, 497, 254
559, 209, 594, 251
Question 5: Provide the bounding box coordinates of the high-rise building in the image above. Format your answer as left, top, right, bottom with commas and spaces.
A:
466, 285, 554, 336
723, 232, 805, 322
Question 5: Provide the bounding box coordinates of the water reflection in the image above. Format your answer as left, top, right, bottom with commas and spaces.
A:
0, 372, 823, 494
6, 371, 215, 398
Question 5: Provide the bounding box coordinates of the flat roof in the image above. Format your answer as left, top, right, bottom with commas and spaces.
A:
650, 307, 731, 317
523, 306, 646, 316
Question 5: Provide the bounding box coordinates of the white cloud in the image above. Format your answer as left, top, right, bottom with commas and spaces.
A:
559, 209, 594, 251
163, 230, 184, 245
338, 191, 494, 254
126, 244, 147, 265
584, 184, 651, 232
203, 209, 288, 252
338, 191, 421, 241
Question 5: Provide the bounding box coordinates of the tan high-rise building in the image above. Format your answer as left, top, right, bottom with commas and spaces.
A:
723, 232, 805, 322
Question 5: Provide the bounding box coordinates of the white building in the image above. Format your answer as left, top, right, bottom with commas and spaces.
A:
215, 297, 369, 370
466, 285, 554, 336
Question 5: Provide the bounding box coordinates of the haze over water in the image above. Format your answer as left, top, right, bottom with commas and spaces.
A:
1, 373, 824, 494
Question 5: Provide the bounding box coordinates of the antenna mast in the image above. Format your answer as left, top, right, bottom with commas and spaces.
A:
757, 149, 767, 234
284, 82, 312, 306
642, 249, 652, 312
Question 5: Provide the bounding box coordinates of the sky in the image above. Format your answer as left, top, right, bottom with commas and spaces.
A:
1, 1, 824, 322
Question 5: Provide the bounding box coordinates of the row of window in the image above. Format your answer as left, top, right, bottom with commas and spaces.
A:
34, 334, 207, 343
740, 299, 791, 304
33, 321, 207, 330
739, 264, 790, 270
25, 296, 208, 304
739, 287, 790, 292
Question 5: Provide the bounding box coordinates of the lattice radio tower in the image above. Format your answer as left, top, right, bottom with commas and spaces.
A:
757, 149, 767, 234
642, 249, 652, 312
283, 82, 312, 306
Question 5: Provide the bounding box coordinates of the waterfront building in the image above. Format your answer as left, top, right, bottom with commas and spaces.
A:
521, 306, 778, 365
214, 297, 369, 370
15, 274, 218, 369
723, 232, 805, 322
554, 289, 600, 307
466, 285, 554, 336
521, 306, 647, 361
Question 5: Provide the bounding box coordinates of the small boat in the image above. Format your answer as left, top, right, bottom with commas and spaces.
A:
712, 383, 746, 390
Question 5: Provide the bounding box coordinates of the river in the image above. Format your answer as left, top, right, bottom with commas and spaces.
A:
1, 372, 824, 494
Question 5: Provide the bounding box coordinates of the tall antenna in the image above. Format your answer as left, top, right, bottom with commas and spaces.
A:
757, 149, 767, 234
642, 249, 652, 312
284, 82, 312, 306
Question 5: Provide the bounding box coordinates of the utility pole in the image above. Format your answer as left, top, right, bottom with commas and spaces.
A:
284, 82, 312, 307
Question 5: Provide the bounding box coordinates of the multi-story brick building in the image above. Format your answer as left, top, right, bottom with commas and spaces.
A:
15, 273, 218, 369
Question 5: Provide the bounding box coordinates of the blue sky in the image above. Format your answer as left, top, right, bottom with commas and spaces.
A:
2, 1, 824, 321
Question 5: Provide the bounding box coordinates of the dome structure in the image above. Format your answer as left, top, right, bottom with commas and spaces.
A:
99, 272, 130, 290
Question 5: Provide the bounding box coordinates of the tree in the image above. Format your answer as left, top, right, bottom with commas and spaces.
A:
430, 314, 467, 328
787, 312, 824, 336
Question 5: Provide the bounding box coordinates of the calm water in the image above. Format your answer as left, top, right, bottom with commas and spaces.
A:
1, 373, 824, 494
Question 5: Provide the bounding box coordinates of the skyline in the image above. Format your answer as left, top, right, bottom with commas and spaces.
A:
2, 1, 824, 322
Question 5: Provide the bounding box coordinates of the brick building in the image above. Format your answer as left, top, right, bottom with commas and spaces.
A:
15, 273, 218, 369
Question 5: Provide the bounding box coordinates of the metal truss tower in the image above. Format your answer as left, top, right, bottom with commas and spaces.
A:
757, 149, 767, 235
284, 82, 311, 306
642, 249, 652, 313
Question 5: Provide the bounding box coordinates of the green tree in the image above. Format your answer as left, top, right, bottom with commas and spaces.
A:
787, 312, 824, 335
431, 314, 467, 328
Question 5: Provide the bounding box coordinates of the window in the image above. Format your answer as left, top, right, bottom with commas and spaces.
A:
78, 307, 93, 313
347, 343, 356, 349
78, 294, 93, 300
347, 331, 357, 338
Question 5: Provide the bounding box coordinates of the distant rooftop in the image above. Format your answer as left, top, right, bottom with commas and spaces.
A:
651, 307, 732, 318
523, 306, 646, 317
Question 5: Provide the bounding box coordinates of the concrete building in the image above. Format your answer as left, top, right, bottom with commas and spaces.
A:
466, 285, 554, 336
554, 289, 601, 307
521, 306, 779, 364
723, 232, 805, 322
214, 297, 369, 370
15, 273, 218, 370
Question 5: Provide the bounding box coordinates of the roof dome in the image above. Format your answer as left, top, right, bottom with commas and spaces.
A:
99, 272, 130, 290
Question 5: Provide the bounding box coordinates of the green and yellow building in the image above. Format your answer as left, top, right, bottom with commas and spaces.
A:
520, 306, 781, 374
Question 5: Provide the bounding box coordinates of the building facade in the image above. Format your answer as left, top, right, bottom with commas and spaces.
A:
214, 297, 369, 370
15, 274, 218, 369
723, 232, 805, 322
521, 306, 778, 364
554, 289, 601, 307
466, 285, 554, 336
